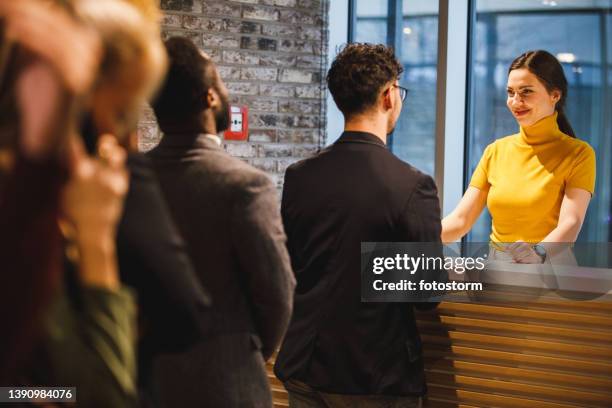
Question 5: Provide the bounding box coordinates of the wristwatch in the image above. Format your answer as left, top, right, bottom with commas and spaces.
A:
532, 244, 547, 263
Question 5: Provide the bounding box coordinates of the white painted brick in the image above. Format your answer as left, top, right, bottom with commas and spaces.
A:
226, 82, 259, 95
242, 5, 280, 21
224, 142, 258, 157
260, 84, 295, 98
217, 65, 242, 80
241, 67, 278, 81
279, 69, 312, 83
223, 50, 260, 64
202, 33, 240, 48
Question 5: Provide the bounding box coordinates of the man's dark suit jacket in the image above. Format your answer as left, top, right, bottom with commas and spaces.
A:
117, 153, 211, 383
147, 134, 295, 407
274, 131, 442, 397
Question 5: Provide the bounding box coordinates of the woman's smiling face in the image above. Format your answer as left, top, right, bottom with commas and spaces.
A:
506, 68, 560, 127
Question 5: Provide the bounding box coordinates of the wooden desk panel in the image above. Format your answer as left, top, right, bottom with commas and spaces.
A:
268, 293, 612, 407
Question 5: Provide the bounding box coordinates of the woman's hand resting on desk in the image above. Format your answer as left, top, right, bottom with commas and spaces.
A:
506, 241, 543, 264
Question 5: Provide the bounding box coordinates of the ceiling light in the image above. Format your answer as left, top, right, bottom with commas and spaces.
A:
403, 27, 412, 35
557, 52, 576, 63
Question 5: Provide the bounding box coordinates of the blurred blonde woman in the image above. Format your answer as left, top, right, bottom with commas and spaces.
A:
72, 0, 167, 147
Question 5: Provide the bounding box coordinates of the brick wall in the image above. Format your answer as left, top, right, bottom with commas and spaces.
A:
138, 0, 329, 189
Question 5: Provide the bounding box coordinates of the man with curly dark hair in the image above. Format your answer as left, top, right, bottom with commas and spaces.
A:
327, 43, 404, 120
274, 43, 442, 407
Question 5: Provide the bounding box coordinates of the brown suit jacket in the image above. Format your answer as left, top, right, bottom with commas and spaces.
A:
147, 134, 295, 407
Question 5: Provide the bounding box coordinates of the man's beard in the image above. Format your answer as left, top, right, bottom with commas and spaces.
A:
215, 94, 230, 133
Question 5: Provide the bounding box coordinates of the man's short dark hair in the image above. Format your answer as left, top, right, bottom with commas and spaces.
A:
327, 43, 403, 117
152, 36, 216, 126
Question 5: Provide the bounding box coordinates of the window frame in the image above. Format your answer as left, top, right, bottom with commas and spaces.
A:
346, 0, 471, 218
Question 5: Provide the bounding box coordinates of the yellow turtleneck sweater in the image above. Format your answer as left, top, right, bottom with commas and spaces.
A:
469, 112, 596, 243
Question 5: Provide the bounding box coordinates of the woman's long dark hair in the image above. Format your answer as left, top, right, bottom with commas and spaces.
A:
509, 50, 576, 138
0, 45, 69, 383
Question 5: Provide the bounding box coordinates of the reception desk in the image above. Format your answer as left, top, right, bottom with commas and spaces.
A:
268, 263, 612, 407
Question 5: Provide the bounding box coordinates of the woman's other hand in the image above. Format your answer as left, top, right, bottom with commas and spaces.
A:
505, 241, 542, 264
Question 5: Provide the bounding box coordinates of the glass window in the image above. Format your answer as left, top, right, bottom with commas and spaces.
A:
353, 0, 387, 44
391, 1, 439, 176
466, 0, 612, 242
351, 0, 439, 177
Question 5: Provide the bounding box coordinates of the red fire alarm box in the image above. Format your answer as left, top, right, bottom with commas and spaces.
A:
224, 105, 248, 141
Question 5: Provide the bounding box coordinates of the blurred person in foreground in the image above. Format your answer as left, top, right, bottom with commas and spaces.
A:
147, 36, 295, 407
0, 1, 136, 406
69, 2, 212, 401
274, 43, 442, 407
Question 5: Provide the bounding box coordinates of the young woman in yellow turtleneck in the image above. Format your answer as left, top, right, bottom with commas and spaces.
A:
442, 50, 596, 263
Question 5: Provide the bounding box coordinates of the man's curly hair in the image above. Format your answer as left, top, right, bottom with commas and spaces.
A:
327, 43, 403, 117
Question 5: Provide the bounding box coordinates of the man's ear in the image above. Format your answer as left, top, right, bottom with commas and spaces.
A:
207, 87, 219, 108
381, 88, 393, 111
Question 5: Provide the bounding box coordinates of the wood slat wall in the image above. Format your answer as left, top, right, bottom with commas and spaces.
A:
267, 290, 612, 407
